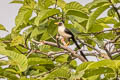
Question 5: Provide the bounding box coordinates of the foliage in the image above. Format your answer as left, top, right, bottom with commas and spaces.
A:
1, 0, 120, 79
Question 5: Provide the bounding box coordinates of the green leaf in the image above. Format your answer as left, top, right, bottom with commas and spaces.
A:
11, 35, 24, 46
0, 24, 7, 31
70, 60, 77, 68
10, 0, 24, 4
86, 3, 110, 32
85, 0, 109, 10
39, 45, 51, 52
0, 42, 7, 50
34, 9, 60, 26
52, 0, 66, 9
0, 50, 28, 72
28, 57, 53, 65
70, 62, 94, 79
0, 60, 9, 66
55, 54, 69, 63
0, 68, 19, 80
38, 0, 54, 10
96, 17, 118, 24
107, 8, 115, 17
66, 10, 88, 19
83, 67, 114, 78
15, 6, 32, 27
30, 27, 45, 38
65, 1, 88, 13
43, 66, 70, 80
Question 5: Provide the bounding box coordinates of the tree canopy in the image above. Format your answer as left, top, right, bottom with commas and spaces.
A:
0, 0, 120, 80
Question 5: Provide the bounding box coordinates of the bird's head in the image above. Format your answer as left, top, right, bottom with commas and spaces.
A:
54, 22, 64, 27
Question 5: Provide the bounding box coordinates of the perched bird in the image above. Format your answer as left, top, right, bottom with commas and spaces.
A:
55, 22, 88, 61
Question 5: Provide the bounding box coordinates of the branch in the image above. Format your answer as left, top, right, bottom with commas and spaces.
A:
77, 38, 101, 54
55, 0, 57, 8
104, 35, 120, 59
32, 39, 87, 62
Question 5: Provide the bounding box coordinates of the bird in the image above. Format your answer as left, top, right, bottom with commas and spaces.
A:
55, 22, 88, 61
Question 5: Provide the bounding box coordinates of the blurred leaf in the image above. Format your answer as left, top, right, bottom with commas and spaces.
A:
86, 3, 110, 32
55, 54, 69, 63
11, 35, 24, 46
52, 0, 66, 9
66, 10, 88, 19
96, 17, 118, 24
38, 0, 54, 10
85, 0, 109, 10
28, 57, 53, 65
43, 66, 70, 80
34, 9, 60, 26
70, 60, 77, 68
0, 24, 7, 31
0, 68, 19, 80
10, 0, 24, 4
83, 67, 114, 78
65, 1, 88, 13
0, 50, 28, 72
107, 8, 115, 17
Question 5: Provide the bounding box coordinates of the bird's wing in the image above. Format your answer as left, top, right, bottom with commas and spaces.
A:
64, 28, 74, 37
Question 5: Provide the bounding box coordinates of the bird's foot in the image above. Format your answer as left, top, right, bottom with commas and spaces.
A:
65, 42, 70, 47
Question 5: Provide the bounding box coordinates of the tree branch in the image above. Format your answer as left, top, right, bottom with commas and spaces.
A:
77, 38, 101, 54
32, 39, 87, 62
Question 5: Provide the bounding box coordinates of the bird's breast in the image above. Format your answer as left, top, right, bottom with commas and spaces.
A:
58, 27, 72, 38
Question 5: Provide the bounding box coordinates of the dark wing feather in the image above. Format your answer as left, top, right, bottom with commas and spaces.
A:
64, 28, 74, 37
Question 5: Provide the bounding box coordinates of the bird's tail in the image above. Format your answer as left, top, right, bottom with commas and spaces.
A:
71, 36, 88, 61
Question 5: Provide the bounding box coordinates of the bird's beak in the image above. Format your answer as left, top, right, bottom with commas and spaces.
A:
54, 22, 59, 25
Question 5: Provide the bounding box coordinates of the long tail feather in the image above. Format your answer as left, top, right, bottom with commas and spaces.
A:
71, 36, 88, 61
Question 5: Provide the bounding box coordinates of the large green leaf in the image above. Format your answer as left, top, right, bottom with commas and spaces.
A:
83, 67, 114, 78
43, 66, 70, 80
96, 17, 118, 24
86, 3, 110, 32
65, 1, 88, 13
65, 2, 88, 19
85, 0, 109, 10
15, 7, 32, 27
0, 68, 19, 80
0, 50, 28, 72
66, 10, 88, 19
34, 9, 60, 26
55, 54, 69, 63
38, 0, 54, 10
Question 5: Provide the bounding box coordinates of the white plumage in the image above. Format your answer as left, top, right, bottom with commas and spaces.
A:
58, 24, 72, 39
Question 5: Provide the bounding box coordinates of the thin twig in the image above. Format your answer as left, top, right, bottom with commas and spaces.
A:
77, 38, 101, 54
0, 56, 7, 59
55, 0, 57, 8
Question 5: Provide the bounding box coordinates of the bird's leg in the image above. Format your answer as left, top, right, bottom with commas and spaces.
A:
65, 38, 70, 47
65, 42, 70, 47
61, 38, 68, 47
